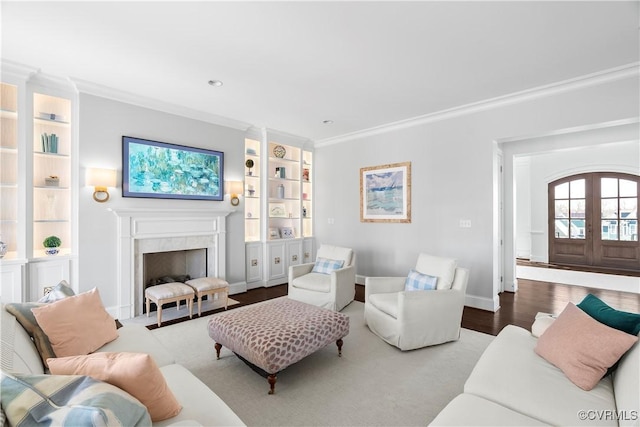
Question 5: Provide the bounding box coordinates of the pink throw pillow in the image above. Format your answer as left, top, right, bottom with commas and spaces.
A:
31, 288, 118, 357
535, 302, 638, 391
48, 352, 181, 421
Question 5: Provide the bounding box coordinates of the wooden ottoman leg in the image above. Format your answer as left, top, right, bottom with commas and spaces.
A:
224, 287, 229, 310
336, 338, 344, 357
215, 343, 222, 359
146, 297, 150, 317
267, 374, 277, 395
188, 296, 193, 319
197, 292, 203, 317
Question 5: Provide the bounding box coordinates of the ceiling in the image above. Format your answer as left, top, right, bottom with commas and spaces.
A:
2, 1, 638, 143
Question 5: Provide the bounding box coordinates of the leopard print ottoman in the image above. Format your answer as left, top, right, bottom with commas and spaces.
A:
207, 297, 350, 394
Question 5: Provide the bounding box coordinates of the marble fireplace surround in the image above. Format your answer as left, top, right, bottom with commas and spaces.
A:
110, 208, 231, 319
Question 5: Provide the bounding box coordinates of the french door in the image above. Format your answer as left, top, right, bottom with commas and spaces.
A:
548, 172, 639, 271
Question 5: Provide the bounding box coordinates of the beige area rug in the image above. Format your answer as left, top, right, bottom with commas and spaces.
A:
151, 300, 494, 426
120, 297, 239, 329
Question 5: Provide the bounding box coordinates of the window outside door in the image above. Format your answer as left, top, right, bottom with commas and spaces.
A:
549, 173, 639, 271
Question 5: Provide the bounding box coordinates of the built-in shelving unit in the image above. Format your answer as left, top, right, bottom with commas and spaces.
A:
0, 83, 19, 259
267, 141, 301, 240
243, 131, 314, 287
32, 92, 72, 258
244, 138, 261, 242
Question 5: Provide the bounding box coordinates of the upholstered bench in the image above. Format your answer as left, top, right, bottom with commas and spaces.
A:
185, 277, 229, 316
145, 282, 194, 327
207, 297, 349, 394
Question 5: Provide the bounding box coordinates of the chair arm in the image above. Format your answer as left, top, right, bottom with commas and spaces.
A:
288, 262, 314, 283
364, 277, 405, 303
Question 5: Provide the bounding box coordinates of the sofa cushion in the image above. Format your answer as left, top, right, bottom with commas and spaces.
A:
577, 293, 640, 335
1, 306, 46, 374
311, 257, 345, 274
0, 372, 151, 426
404, 269, 438, 291
415, 254, 456, 290
429, 393, 548, 426
368, 293, 398, 319
96, 324, 176, 368
31, 288, 118, 358
154, 364, 245, 427
48, 352, 181, 422
535, 302, 637, 391
464, 325, 619, 426
38, 280, 75, 303
5, 303, 56, 370
292, 272, 331, 292
613, 336, 640, 427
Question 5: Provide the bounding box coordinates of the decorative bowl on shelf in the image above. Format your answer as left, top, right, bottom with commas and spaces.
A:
45, 247, 59, 256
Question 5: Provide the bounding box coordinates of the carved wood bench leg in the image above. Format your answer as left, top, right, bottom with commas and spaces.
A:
215, 343, 222, 360
336, 338, 344, 356
267, 374, 277, 395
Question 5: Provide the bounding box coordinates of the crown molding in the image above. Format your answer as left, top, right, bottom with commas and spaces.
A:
314, 62, 640, 148
72, 78, 253, 131
1, 59, 39, 81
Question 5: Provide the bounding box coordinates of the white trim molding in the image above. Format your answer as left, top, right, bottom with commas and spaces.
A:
109, 208, 232, 319
315, 63, 640, 147
72, 78, 253, 131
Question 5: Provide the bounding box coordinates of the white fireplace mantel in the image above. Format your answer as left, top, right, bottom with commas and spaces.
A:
110, 208, 232, 319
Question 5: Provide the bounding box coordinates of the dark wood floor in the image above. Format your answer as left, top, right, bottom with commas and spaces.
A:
233, 280, 640, 336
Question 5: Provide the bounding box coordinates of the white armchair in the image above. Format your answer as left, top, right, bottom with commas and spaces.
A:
364, 253, 469, 350
288, 245, 356, 311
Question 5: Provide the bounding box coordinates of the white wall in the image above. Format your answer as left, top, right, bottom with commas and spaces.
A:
314, 75, 639, 311
515, 139, 639, 263
78, 94, 246, 310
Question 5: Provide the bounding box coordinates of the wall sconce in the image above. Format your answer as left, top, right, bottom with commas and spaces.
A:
225, 181, 244, 206
86, 168, 117, 203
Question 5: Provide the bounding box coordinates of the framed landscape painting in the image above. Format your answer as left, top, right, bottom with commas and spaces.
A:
360, 162, 411, 223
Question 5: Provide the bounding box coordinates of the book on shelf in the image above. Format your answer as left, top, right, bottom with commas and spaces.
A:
41, 133, 58, 154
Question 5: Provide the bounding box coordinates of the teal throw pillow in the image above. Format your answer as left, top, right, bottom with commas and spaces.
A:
577, 293, 640, 336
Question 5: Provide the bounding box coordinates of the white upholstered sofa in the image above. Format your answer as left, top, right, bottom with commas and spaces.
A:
1, 305, 245, 426
430, 322, 640, 426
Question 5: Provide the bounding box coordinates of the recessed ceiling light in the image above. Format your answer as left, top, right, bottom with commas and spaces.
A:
208, 80, 223, 87
322, 119, 334, 124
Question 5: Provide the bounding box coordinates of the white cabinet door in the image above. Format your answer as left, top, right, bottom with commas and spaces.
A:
287, 239, 302, 267
0, 262, 25, 303
303, 238, 315, 264
266, 241, 286, 285
245, 242, 263, 285
28, 258, 70, 301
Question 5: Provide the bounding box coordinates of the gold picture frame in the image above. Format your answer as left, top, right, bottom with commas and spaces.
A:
360, 162, 411, 223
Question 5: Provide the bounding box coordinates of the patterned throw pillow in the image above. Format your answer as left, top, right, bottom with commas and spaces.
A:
38, 280, 75, 303
311, 257, 345, 274
404, 269, 438, 291
0, 372, 151, 426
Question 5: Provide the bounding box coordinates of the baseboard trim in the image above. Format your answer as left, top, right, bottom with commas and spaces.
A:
465, 294, 500, 312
